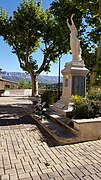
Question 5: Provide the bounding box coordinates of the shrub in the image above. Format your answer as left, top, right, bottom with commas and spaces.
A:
41, 90, 58, 105
72, 95, 101, 119
18, 78, 32, 89
87, 87, 101, 101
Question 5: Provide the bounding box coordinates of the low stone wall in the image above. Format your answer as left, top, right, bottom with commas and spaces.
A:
1, 89, 32, 97
73, 118, 101, 141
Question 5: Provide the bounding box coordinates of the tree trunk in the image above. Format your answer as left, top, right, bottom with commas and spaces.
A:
90, 34, 101, 86
30, 73, 39, 97
90, 69, 97, 86
99, 0, 101, 18
90, 0, 101, 86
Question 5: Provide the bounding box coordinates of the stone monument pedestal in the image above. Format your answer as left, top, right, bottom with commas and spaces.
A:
50, 60, 89, 116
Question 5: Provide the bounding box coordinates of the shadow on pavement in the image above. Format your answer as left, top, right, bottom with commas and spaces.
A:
0, 115, 34, 126
0, 105, 58, 147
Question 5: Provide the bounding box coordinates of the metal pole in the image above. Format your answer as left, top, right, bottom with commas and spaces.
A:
58, 56, 61, 100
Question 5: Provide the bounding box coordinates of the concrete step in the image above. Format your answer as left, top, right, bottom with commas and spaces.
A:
44, 108, 80, 136
24, 107, 80, 145
32, 112, 80, 145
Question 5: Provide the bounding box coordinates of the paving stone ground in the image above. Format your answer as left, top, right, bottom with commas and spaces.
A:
0, 97, 101, 180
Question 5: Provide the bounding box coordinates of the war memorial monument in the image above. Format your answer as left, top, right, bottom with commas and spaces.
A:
51, 14, 89, 116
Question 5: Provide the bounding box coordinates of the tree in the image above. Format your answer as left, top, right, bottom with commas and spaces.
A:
0, 0, 63, 96
18, 78, 28, 89
50, 0, 101, 86
75, 0, 101, 86
18, 78, 32, 89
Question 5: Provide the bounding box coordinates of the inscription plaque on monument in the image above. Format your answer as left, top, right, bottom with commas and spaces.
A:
55, 102, 65, 109
72, 76, 85, 97
65, 79, 68, 87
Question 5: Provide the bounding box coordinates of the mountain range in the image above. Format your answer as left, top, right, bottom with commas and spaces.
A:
1, 71, 63, 84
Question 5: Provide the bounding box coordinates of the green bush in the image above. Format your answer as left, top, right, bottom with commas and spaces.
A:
72, 95, 101, 119
18, 78, 32, 89
87, 87, 101, 101
41, 90, 58, 105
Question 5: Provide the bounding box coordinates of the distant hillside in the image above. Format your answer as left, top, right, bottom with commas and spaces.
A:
1, 71, 63, 84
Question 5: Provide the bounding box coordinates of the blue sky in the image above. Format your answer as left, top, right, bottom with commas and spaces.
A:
0, 0, 72, 76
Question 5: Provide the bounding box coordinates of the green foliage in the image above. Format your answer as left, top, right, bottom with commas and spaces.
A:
0, 8, 8, 36
0, 0, 65, 96
0, 0, 101, 95
41, 90, 58, 105
18, 78, 32, 89
96, 57, 101, 85
72, 95, 101, 119
0, 0, 66, 74
50, 0, 101, 86
87, 87, 101, 100
50, 0, 82, 54
0, 0, 46, 72
39, 83, 62, 90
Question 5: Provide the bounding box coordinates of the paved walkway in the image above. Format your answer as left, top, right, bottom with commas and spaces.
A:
0, 97, 101, 180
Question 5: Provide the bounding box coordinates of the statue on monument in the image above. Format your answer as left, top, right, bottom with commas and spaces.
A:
67, 14, 82, 61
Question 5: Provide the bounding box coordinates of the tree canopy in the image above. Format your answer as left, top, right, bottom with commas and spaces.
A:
50, 0, 101, 86
0, 0, 67, 96
0, 0, 101, 97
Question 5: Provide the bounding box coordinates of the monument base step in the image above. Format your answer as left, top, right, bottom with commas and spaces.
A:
29, 108, 101, 145
31, 108, 80, 145
50, 101, 74, 117
44, 108, 80, 137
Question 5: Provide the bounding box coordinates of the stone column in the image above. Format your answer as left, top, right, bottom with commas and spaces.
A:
60, 60, 89, 104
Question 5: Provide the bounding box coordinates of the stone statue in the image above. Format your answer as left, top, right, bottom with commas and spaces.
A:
67, 14, 82, 61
